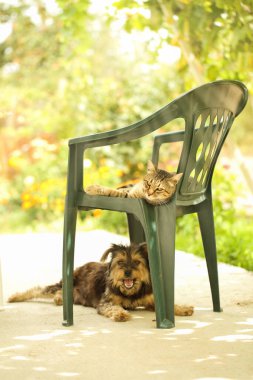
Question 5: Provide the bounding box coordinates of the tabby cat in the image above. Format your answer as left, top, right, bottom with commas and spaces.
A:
85, 161, 183, 206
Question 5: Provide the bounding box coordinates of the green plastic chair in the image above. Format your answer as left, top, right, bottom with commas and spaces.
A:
62, 80, 248, 328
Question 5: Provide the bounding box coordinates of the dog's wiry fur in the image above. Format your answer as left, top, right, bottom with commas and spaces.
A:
8, 243, 193, 322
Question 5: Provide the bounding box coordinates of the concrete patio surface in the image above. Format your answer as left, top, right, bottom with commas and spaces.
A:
0, 230, 252, 380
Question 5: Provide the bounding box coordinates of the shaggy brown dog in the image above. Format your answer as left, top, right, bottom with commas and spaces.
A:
8, 243, 193, 321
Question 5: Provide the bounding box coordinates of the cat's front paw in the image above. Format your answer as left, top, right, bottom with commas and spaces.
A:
85, 184, 103, 195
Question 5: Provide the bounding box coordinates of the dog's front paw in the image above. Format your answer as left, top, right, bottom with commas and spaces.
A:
97, 303, 131, 322
112, 309, 131, 322
175, 304, 194, 316
85, 184, 103, 195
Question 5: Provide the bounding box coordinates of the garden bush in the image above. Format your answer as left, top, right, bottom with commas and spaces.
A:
176, 168, 253, 271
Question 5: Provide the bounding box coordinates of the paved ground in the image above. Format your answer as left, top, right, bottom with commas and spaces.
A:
0, 230, 252, 380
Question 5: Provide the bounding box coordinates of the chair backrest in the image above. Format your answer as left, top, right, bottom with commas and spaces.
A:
170, 80, 248, 205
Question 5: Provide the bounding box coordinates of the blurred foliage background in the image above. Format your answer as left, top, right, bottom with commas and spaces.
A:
0, 0, 253, 270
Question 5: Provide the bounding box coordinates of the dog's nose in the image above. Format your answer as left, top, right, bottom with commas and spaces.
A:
124, 269, 132, 277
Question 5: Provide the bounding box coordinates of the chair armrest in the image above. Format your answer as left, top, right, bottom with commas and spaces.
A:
154, 130, 185, 145
69, 101, 180, 149
152, 130, 185, 165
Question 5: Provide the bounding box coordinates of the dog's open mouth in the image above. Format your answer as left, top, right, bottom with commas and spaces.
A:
123, 279, 134, 289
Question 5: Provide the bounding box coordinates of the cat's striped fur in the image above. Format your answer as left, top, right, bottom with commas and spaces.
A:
86, 161, 182, 205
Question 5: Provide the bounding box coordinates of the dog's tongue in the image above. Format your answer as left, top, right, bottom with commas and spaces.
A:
124, 279, 134, 289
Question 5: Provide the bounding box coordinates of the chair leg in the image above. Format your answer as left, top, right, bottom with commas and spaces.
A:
62, 205, 77, 326
140, 200, 176, 328
197, 201, 222, 312
126, 213, 146, 244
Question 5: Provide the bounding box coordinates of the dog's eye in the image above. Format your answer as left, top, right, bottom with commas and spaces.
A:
117, 261, 125, 267
133, 260, 141, 266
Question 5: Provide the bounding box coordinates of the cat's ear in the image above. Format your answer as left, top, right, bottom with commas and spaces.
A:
171, 173, 183, 184
147, 160, 156, 173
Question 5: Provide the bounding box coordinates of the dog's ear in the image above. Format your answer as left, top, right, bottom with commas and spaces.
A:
100, 244, 122, 262
138, 242, 148, 257
100, 247, 113, 262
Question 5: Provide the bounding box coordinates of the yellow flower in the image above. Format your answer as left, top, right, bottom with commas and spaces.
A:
22, 201, 33, 209
38, 196, 48, 205
116, 169, 124, 177
8, 157, 21, 169
21, 193, 31, 201
92, 209, 102, 218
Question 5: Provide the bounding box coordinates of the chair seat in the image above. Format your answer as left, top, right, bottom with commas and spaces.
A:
77, 192, 144, 213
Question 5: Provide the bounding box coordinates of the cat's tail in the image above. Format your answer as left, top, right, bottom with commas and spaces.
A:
8, 282, 62, 303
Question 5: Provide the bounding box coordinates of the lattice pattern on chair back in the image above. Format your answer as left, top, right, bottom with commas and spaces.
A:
179, 107, 233, 197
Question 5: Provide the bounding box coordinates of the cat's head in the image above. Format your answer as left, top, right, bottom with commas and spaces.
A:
142, 161, 182, 205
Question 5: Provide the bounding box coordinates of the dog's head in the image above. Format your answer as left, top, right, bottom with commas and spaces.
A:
100, 243, 152, 297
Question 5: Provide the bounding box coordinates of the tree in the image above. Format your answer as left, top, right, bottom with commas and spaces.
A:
108, 0, 253, 88
0, 0, 178, 227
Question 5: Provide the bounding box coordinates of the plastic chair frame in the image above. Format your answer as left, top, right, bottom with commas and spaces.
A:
62, 80, 248, 328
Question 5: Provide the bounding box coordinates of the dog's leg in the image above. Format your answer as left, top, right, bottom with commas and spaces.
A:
97, 301, 131, 322
174, 304, 194, 316
53, 290, 63, 305
8, 281, 63, 304
8, 286, 51, 302
42, 282, 63, 305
